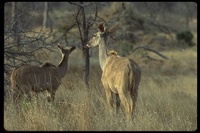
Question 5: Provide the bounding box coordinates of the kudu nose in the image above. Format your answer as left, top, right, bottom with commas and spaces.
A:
86, 44, 90, 48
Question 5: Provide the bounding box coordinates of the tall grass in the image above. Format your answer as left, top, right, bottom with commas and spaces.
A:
4, 48, 197, 131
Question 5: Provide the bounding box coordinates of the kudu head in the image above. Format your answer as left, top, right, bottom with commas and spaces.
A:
57, 43, 76, 57
86, 23, 118, 48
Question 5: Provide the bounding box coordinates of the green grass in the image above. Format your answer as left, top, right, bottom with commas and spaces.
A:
4, 48, 197, 131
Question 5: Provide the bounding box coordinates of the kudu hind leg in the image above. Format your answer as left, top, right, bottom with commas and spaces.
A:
105, 88, 117, 118
118, 91, 133, 121
115, 93, 120, 114
105, 89, 114, 109
131, 88, 138, 117
102, 81, 114, 108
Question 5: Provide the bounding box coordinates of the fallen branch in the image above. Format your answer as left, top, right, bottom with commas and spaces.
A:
145, 55, 163, 62
130, 45, 168, 60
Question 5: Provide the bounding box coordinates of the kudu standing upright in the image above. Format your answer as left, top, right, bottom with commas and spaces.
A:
87, 23, 141, 121
10, 44, 76, 102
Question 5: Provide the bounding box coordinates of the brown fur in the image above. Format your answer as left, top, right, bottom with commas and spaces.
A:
108, 50, 118, 56
10, 44, 76, 102
102, 55, 141, 120
40, 61, 56, 67
87, 23, 141, 121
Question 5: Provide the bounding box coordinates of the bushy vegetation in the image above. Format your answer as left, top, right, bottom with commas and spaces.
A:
176, 31, 195, 46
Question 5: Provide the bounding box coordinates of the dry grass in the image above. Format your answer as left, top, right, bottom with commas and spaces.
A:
4, 48, 197, 131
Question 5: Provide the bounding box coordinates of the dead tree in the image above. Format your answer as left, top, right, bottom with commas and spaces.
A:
43, 2, 52, 30
69, 2, 98, 88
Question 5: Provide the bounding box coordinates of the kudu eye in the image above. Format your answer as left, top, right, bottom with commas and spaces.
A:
93, 34, 97, 37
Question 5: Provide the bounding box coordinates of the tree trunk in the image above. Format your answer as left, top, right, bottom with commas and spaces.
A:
83, 47, 90, 88
80, 2, 90, 88
11, 2, 20, 50
68, 2, 98, 89
43, 2, 51, 29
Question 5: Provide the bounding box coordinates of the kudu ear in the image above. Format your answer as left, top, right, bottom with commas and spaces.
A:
98, 23, 109, 38
57, 43, 62, 49
70, 46, 76, 53
107, 24, 119, 34
98, 23, 106, 33
98, 23, 118, 37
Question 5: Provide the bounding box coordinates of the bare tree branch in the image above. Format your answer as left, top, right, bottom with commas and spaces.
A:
88, 3, 98, 29
75, 7, 83, 45
4, 4, 57, 87
97, 15, 107, 26
68, 2, 100, 88
69, 2, 82, 7
69, 2, 92, 7
145, 55, 164, 62
130, 46, 169, 60
52, 23, 77, 44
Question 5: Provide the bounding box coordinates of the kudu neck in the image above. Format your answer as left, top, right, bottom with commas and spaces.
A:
99, 38, 108, 71
58, 53, 69, 78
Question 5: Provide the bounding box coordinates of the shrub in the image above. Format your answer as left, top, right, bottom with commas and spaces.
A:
176, 31, 195, 46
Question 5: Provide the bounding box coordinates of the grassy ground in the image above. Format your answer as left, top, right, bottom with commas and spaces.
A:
4, 47, 197, 131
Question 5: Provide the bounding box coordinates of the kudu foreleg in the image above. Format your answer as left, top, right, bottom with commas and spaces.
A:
47, 89, 56, 102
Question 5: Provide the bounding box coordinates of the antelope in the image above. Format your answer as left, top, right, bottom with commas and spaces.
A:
86, 23, 141, 121
10, 44, 76, 102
